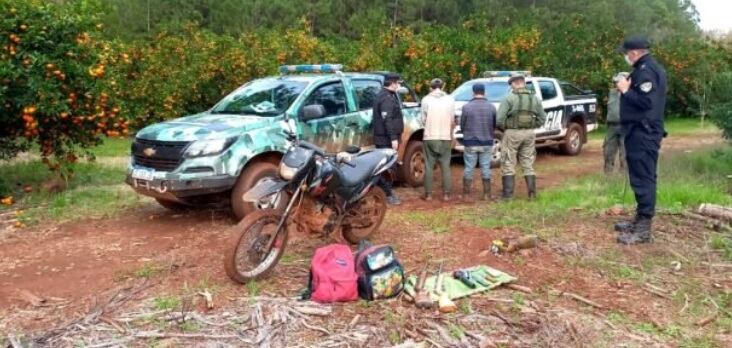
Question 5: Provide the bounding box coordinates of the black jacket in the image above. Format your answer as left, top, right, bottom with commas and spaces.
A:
620, 54, 667, 138
372, 88, 404, 147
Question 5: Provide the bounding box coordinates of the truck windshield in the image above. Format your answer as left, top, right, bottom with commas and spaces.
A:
452, 81, 511, 102
211, 79, 308, 116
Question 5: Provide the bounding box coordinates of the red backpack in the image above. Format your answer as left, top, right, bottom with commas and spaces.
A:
308, 244, 358, 303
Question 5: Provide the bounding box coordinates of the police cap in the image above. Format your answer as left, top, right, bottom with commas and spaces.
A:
507, 73, 525, 84
617, 36, 651, 53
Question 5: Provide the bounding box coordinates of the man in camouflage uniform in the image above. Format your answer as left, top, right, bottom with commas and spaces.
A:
603, 72, 629, 174
496, 74, 546, 200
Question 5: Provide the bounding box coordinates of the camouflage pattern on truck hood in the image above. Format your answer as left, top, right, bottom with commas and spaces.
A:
135, 112, 277, 142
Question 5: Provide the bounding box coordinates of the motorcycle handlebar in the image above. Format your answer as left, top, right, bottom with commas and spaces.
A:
297, 140, 327, 157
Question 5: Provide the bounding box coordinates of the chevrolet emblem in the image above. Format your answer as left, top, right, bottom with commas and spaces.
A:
143, 147, 156, 157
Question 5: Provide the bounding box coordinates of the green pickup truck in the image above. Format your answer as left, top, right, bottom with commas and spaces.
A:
126, 65, 427, 219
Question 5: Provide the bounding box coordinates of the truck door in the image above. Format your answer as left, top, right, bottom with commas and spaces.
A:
537, 80, 563, 135
349, 78, 383, 148
298, 81, 358, 152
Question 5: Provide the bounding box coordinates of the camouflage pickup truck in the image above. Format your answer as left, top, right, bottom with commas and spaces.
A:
126, 65, 427, 219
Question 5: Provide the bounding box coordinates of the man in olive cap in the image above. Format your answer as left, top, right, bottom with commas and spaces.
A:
496, 73, 546, 200
614, 35, 667, 245
603, 72, 629, 174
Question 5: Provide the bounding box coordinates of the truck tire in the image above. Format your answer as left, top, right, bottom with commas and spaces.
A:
155, 198, 190, 211
490, 131, 503, 168
399, 140, 425, 187
560, 122, 584, 156
231, 161, 286, 220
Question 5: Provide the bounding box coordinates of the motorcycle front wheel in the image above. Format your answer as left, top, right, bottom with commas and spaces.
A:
342, 188, 387, 244
224, 209, 288, 284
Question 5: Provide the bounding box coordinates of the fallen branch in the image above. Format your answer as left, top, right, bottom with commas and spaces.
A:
197, 290, 214, 309
505, 283, 533, 294
550, 288, 604, 309
300, 319, 331, 336
642, 284, 672, 300
696, 312, 718, 327
415, 327, 444, 348
697, 204, 732, 223
99, 316, 126, 334
682, 211, 732, 232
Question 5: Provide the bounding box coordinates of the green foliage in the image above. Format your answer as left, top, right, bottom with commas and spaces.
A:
154, 295, 181, 311
707, 72, 732, 139
0, 0, 127, 174
134, 263, 164, 279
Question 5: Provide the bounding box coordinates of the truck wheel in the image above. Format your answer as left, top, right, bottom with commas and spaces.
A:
399, 140, 425, 187
155, 198, 190, 211
231, 161, 286, 220
560, 122, 584, 156
490, 131, 503, 168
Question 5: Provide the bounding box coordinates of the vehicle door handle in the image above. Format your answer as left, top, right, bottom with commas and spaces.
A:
347, 122, 359, 127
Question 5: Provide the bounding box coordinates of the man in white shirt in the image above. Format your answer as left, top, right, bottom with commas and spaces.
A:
420, 78, 456, 201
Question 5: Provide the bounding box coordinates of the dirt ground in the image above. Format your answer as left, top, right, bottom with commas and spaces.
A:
1, 134, 729, 347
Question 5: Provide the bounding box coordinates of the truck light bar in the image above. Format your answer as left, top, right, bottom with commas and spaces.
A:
279, 64, 343, 74
482, 70, 532, 78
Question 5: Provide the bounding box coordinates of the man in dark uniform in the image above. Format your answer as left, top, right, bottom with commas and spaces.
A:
614, 36, 667, 245
372, 73, 405, 205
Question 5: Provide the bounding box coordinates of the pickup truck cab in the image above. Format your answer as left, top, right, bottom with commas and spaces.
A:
451, 71, 598, 166
126, 65, 427, 219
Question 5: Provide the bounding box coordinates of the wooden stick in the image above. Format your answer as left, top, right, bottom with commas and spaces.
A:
697, 204, 732, 223
505, 283, 533, 294
550, 288, 604, 309
99, 316, 126, 334
642, 284, 673, 300
682, 211, 732, 232
695, 312, 718, 326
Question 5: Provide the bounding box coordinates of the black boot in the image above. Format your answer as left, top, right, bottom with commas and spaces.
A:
617, 216, 653, 245
614, 215, 640, 233
462, 178, 472, 201
482, 179, 491, 201
525, 175, 537, 200
501, 175, 514, 200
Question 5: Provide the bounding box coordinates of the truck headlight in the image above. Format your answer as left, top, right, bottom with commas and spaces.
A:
185, 138, 236, 157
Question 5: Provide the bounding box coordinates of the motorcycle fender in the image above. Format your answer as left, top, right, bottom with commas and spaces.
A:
242, 177, 288, 202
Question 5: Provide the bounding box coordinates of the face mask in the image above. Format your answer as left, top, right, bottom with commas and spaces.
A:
624, 54, 633, 66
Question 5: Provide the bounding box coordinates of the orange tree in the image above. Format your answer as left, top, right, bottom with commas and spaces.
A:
106, 20, 335, 128
0, 0, 125, 175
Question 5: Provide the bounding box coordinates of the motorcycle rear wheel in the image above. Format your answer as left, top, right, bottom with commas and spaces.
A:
224, 209, 288, 284
342, 188, 387, 244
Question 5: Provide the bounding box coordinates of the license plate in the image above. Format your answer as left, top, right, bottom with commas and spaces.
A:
132, 168, 155, 181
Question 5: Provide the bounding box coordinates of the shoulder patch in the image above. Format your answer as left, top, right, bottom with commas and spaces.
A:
640, 82, 653, 93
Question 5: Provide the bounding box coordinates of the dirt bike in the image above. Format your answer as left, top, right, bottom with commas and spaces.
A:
224, 129, 396, 283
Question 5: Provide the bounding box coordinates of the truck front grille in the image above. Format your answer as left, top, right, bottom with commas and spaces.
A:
131, 139, 191, 171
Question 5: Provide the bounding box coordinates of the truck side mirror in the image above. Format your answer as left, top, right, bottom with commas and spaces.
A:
300, 104, 325, 121
397, 87, 409, 95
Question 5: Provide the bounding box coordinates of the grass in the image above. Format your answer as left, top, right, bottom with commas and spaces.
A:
133, 263, 164, 279
154, 295, 181, 311
0, 137, 149, 225
397, 210, 455, 234
468, 145, 732, 235
87, 137, 131, 158
589, 117, 719, 141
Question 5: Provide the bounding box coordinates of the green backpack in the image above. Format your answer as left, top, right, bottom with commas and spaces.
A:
510, 91, 539, 129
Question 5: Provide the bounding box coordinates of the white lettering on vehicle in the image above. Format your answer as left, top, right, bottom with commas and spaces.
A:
588, 104, 596, 113
571, 104, 586, 113
544, 110, 563, 130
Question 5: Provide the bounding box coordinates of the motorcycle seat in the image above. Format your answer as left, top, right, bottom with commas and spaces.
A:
337, 149, 392, 187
